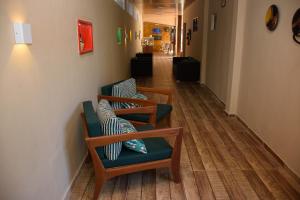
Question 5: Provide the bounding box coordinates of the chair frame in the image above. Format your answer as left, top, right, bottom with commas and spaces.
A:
81, 106, 183, 200
99, 86, 174, 127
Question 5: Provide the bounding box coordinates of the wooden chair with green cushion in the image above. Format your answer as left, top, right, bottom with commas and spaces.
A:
100, 80, 173, 127
82, 101, 183, 200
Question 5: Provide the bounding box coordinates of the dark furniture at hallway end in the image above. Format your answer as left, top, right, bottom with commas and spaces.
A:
173, 57, 201, 82
131, 53, 153, 77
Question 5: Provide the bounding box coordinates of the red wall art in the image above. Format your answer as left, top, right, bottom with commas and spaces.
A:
78, 20, 93, 55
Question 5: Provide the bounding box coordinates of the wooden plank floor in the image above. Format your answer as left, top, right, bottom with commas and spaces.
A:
68, 55, 300, 200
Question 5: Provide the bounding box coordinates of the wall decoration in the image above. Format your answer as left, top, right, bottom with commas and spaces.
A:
265, 5, 279, 31
152, 27, 162, 41
210, 14, 217, 31
221, 0, 227, 8
187, 29, 192, 46
292, 8, 300, 44
134, 31, 138, 40
116, 27, 123, 45
193, 17, 199, 32
129, 29, 133, 41
152, 28, 161, 34
124, 28, 128, 41
77, 20, 93, 55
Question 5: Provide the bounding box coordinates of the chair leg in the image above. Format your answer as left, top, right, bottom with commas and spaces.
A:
171, 160, 181, 183
85, 152, 92, 163
93, 177, 105, 200
171, 165, 181, 183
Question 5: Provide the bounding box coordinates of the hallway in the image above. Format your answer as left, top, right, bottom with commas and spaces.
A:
69, 55, 300, 199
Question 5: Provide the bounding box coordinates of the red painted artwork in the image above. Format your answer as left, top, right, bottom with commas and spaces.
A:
78, 20, 93, 55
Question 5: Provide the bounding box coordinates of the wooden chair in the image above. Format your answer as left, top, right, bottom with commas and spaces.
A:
100, 81, 174, 127
81, 101, 183, 200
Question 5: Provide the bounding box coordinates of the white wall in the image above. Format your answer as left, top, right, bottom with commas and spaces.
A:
237, 0, 300, 177
0, 0, 142, 199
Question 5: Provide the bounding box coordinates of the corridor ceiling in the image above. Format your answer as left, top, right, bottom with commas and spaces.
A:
133, 0, 195, 26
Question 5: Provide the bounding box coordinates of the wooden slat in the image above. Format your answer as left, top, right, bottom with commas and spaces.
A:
126, 172, 143, 200
111, 175, 128, 200
231, 170, 259, 199
218, 170, 246, 200
156, 168, 171, 200
141, 170, 156, 200
243, 170, 275, 200
194, 171, 216, 200
206, 170, 230, 200
255, 169, 291, 199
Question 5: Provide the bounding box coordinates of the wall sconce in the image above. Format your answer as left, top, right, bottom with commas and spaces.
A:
13, 23, 32, 44
221, 0, 227, 8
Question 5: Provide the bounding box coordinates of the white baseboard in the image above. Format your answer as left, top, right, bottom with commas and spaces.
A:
62, 152, 88, 200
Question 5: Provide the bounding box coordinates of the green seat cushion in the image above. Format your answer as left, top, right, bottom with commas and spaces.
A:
82, 101, 105, 159
120, 103, 172, 122
101, 137, 173, 168
136, 124, 154, 131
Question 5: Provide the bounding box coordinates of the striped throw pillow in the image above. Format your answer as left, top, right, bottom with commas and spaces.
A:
97, 99, 116, 124
112, 78, 137, 109
122, 93, 148, 109
102, 117, 123, 160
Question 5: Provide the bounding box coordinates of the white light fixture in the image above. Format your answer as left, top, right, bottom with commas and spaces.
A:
13, 23, 32, 44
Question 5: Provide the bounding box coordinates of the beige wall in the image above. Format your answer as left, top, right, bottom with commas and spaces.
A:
237, 0, 300, 177
0, 0, 142, 199
205, 0, 236, 103
183, 0, 204, 62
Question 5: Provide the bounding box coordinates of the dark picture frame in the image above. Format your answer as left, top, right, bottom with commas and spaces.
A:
193, 17, 199, 32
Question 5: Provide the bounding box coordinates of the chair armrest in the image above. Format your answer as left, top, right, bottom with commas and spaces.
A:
114, 106, 157, 127
86, 127, 183, 148
98, 95, 156, 106
136, 87, 174, 104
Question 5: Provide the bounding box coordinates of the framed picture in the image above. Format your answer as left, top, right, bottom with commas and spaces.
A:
129, 29, 133, 41
77, 20, 93, 55
193, 17, 198, 32
124, 28, 128, 41
187, 29, 192, 45
116, 27, 123, 45
210, 14, 217, 31
134, 31, 138, 40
